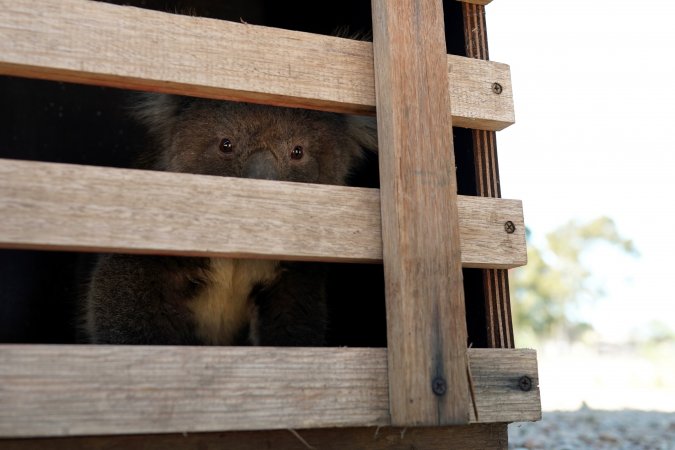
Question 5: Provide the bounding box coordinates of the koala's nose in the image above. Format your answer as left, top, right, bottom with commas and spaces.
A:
242, 151, 280, 181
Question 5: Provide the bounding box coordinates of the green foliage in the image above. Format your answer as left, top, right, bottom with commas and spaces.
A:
510, 217, 637, 345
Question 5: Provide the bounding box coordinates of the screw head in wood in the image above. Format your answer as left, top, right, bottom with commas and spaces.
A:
518, 375, 533, 392
492, 82, 503, 94
431, 377, 447, 396
504, 221, 516, 234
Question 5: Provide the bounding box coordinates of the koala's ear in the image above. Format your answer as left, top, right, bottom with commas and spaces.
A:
128, 93, 188, 170
129, 93, 184, 133
345, 115, 378, 153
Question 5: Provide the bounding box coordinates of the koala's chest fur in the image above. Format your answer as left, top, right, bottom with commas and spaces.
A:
188, 258, 279, 345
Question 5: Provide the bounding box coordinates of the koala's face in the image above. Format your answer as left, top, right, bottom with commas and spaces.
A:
141, 98, 376, 186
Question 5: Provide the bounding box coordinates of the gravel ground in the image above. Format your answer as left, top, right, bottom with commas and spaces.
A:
508, 407, 675, 450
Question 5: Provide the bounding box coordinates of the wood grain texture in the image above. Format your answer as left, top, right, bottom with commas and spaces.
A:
469, 349, 541, 423
463, 3, 517, 349
0, 159, 526, 268
0, 424, 507, 450
372, 0, 469, 426
483, 268, 515, 348
0, 346, 540, 438
0, 0, 513, 131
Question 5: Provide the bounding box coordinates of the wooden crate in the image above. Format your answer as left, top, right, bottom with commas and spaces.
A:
0, 0, 540, 448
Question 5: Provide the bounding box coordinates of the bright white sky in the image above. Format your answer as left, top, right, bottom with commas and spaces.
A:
485, 0, 675, 342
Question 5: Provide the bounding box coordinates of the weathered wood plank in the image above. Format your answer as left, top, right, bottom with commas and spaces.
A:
0, 424, 508, 450
372, 0, 469, 426
0, 346, 539, 437
469, 349, 541, 423
0, 0, 513, 131
0, 159, 526, 268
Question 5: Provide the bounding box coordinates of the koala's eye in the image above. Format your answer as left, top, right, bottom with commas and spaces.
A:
290, 145, 304, 160
219, 138, 233, 153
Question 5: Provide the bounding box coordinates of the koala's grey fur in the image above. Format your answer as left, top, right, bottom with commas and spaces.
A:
83, 95, 377, 346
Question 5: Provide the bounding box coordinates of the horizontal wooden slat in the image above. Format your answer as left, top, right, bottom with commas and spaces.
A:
0, 159, 526, 268
0, 0, 513, 131
0, 424, 508, 450
0, 345, 540, 437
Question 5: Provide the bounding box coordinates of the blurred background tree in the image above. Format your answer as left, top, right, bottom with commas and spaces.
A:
510, 217, 638, 346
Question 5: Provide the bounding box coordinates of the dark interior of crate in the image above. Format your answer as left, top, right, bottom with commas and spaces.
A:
0, 0, 488, 347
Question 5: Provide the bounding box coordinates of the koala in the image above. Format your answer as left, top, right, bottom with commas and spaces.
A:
83, 95, 377, 346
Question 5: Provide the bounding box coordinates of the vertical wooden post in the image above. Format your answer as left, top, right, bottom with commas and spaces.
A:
462, 2, 515, 349
372, 0, 470, 426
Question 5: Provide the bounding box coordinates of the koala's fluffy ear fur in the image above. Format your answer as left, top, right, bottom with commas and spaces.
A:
345, 115, 378, 153
129, 93, 188, 169
130, 93, 184, 139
